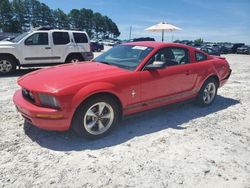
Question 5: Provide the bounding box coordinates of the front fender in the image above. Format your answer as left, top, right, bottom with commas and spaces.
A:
0, 46, 16, 54
70, 82, 123, 114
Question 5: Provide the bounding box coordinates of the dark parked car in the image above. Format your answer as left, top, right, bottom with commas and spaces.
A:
91, 42, 104, 52
225, 43, 245, 53
236, 45, 250, 54
217, 45, 229, 54
200, 46, 220, 56
132, 37, 155, 42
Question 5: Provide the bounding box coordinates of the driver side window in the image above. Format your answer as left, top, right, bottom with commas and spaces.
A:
25, 33, 48, 45
147, 47, 189, 67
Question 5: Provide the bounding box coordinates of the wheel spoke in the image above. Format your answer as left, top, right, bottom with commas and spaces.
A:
98, 120, 105, 130
86, 120, 97, 129
208, 83, 212, 91
98, 103, 106, 115
206, 94, 211, 102
102, 112, 111, 119
86, 109, 97, 117
203, 94, 208, 101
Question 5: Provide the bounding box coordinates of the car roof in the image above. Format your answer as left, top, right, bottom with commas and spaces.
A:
33, 29, 87, 33
123, 41, 190, 49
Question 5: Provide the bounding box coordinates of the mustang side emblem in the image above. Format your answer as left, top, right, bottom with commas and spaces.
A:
131, 90, 136, 97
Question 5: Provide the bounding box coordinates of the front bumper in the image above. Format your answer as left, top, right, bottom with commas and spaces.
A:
13, 90, 71, 131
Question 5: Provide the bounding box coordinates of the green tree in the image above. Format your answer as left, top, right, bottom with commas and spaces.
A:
0, 0, 13, 32
69, 8, 94, 37
33, 2, 55, 27
53, 8, 70, 29
12, 0, 27, 32
1, 0, 120, 38
79, 8, 94, 37
69, 9, 81, 30
12, 0, 55, 31
108, 20, 120, 38
194, 38, 204, 45
93, 12, 104, 38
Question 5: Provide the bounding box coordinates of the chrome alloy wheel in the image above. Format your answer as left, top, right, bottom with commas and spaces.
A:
0, 60, 12, 73
83, 102, 114, 135
203, 82, 216, 104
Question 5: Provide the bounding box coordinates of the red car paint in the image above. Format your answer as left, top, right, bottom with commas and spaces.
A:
13, 42, 231, 131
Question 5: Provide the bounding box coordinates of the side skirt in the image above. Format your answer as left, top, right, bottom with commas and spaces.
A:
124, 90, 198, 115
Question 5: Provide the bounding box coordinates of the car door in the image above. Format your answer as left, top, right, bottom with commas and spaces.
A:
51, 31, 74, 63
21, 32, 52, 64
140, 47, 197, 104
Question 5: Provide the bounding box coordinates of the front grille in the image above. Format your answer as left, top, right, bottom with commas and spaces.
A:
22, 88, 35, 103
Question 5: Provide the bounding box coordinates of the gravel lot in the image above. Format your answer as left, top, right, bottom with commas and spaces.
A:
0, 53, 250, 187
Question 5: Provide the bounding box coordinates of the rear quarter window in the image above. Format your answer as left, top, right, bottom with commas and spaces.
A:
195, 52, 207, 62
52, 32, 70, 45
73, 33, 88, 43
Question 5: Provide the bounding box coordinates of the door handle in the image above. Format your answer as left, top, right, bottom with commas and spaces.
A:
185, 70, 190, 75
45, 47, 51, 50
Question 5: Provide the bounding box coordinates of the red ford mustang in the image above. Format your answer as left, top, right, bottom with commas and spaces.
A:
13, 42, 231, 139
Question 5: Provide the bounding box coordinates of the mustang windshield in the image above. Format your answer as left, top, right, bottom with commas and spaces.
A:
94, 45, 153, 70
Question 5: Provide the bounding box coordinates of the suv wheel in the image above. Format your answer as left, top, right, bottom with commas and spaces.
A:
66, 55, 83, 63
0, 56, 16, 75
71, 96, 120, 139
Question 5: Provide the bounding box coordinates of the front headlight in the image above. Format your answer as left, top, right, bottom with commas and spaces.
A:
38, 93, 60, 109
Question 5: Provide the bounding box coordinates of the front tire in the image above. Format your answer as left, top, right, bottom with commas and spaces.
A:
0, 56, 17, 75
71, 96, 120, 139
196, 78, 218, 106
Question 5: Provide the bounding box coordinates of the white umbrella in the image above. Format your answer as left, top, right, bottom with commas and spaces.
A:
145, 21, 182, 42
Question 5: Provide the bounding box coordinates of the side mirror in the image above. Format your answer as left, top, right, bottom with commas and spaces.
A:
144, 61, 165, 70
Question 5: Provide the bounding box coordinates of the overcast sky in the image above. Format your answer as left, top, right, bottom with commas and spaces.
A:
40, 0, 250, 44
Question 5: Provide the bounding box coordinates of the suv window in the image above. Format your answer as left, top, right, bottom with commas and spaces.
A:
147, 47, 189, 67
73, 32, 88, 43
25, 33, 48, 45
196, 52, 207, 61
52, 32, 70, 45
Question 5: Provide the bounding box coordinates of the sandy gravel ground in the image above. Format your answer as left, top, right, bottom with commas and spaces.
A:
0, 53, 250, 187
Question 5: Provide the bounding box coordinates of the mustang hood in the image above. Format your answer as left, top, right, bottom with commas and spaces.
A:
18, 62, 129, 94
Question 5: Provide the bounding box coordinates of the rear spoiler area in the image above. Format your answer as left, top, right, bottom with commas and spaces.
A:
210, 55, 226, 60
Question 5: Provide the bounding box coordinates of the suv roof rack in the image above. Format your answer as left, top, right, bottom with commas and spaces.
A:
35, 26, 54, 31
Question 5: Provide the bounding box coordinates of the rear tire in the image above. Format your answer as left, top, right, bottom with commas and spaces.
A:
0, 56, 17, 75
196, 78, 218, 106
71, 96, 120, 139
65, 54, 83, 63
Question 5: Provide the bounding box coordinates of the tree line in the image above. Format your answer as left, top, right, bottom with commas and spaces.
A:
0, 0, 120, 38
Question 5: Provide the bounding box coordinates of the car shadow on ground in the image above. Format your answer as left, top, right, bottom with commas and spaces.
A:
0, 68, 40, 78
23, 95, 240, 151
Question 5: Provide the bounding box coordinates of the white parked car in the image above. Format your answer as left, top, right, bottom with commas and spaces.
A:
0, 28, 93, 74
